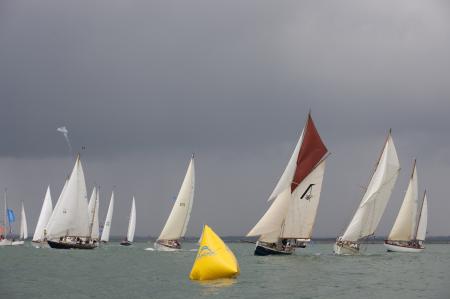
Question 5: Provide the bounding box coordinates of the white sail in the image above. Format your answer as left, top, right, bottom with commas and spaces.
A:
247, 188, 291, 243
341, 133, 400, 242
19, 202, 28, 240
127, 197, 136, 242
33, 186, 53, 242
158, 157, 195, 241
46, 156, 90, 240
281, 159, 327, 239
388, 162, 418, 241
88, 187, 100, 240
268, 130, 304, 201
100, 191, 114, 242
416, 192, 428, 241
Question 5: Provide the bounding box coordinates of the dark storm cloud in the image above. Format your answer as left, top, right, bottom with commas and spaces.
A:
1, 0, 450, 241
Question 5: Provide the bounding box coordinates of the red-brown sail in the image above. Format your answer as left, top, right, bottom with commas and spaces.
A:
291, 114, 328, 192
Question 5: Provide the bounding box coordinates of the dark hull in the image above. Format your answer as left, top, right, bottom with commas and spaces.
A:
120, 241, 132, 246
47, 240, 96, 250
254, 244, 293, 256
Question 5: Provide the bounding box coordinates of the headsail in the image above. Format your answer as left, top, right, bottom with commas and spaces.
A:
415, 191, 428, 241
33, 186, 53, 242
157, 156, 195, 241
340, 132, 400, 242
88, 187, 100, 240
46, 156, 90, 240
387, 161, 418, 241
127, 197, 136, 242
100, 191, 115, 242
248, 113, 329, 242
19, 202, 28, 240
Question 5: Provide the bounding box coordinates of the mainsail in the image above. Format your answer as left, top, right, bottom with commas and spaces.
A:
88, 187, 100, 240
247, 113, 329, 242
157, 156, 195, 241
46, 156, 90, 240
415, 191, 428, 241
127, 197, 136, 242
100, 191, 114, 242
340, 132, 400, 242
33, 186, 53, 242
387, 161, 418, 241
19, 202, 28, 240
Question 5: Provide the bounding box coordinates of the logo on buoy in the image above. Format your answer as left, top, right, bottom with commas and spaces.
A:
198, 245, 215, 257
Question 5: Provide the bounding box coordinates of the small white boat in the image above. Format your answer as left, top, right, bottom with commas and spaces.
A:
120, 197, 136, 246
100, 191, 114, 243
155, 155, 195, 251
334, 130, 400, 255
384, 160, 428, 253
12, 202, 27, 246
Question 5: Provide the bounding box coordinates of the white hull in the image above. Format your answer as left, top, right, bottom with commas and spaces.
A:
0, 239, 13, 246
154, 242, 180, 252
11, 240, 25, 246
32, 241, 49, 248
333, 243, 360, 255
384, 243, 424, 253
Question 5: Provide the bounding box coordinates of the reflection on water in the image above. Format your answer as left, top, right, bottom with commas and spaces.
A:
195, 278, 237, 296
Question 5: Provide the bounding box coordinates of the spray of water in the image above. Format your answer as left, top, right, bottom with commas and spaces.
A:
57, 126, 73, 156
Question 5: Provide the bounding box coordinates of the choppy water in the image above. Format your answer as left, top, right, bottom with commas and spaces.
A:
1, 242, 449, 299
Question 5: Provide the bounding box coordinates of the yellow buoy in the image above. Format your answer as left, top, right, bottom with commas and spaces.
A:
189, 225, 240, 281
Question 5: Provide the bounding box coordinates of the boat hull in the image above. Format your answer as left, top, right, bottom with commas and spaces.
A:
384, 242, 424, 253
154, 242, 180, 251
254, 243, 294, 256
11, 240, 25, 246
0, 239, 13, 246
333, 243, 360, 255
120, 241, 132, 246
47, 240, 96, 250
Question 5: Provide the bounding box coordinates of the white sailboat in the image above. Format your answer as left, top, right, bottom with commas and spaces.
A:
46, 155, 97, 249
155, 155, 195, 251
334, 130, 400, 255
32, 186, 53, 246
0, 189, 13, 246
88, 187, 100, 241
384, 161, 427, 252
247, 113, 329, 255
12, 202, 28, 246
120, 197, 136, 246
100, 191, 114, 243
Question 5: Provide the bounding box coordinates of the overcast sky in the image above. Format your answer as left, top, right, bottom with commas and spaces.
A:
1, 0, 449, 238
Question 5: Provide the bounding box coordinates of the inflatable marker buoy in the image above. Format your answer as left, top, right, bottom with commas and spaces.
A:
189, 225, 240, 281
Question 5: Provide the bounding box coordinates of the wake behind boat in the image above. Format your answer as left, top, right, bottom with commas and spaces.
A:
247, 113, 329, 256
155, 155, 195, 251
45, 155, 97, 250
334, 130, 400, 255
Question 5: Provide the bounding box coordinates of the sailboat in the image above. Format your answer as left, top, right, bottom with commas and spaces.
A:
46, 155, 97, 249
12, 202, 28, 246
120, 197, 136, 246
100, 191, 114, 243
0, 189, 13, 246
247, 113, 329, 255
88, 187, 100, 242
155, 155, 195, 251
334, 130, 400, 255
384, 161, 428, 252
32, 186, 53, 246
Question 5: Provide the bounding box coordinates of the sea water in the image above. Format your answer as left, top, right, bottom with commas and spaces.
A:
1, 242, 448, 299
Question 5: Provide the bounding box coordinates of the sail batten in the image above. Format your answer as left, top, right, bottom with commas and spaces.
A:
157, 157, 195, 241
341, 133, 400, 242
